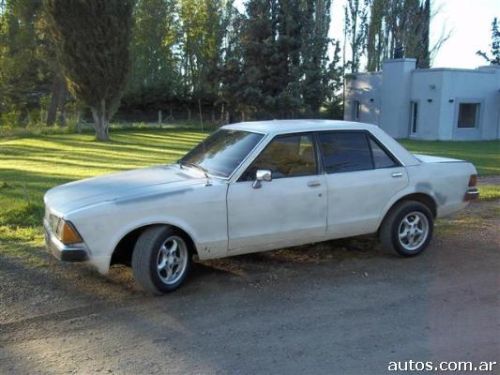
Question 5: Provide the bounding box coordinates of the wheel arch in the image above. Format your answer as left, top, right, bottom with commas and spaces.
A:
378, 192, 437, 234
111, 222, 198, 266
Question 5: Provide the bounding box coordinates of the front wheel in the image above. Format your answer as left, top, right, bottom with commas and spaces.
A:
379, 201, 434, 256
132, 226, 192, 295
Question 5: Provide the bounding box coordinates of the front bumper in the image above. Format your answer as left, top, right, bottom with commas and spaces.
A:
43, 220, 89, 262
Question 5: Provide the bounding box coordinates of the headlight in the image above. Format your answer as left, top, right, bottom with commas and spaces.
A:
56, 219, 83, 245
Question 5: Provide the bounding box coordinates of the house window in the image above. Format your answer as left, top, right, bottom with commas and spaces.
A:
457, 103, 480, 128
410, 101, 418, 133
352, 100, 361, 120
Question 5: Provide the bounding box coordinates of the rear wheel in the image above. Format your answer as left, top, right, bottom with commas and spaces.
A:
379, 201, 434, 256
132, 226, 192, 295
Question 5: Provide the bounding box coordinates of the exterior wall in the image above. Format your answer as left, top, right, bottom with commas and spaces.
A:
344, 59, 500, 141
343, 72, 382, 126
379, 59, 416, 139
409, 70, 445, 140
442, 67, 500, 140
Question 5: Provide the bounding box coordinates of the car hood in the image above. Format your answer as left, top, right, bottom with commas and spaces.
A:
44, 165, 205, 214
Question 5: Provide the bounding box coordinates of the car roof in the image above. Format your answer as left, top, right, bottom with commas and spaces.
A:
221, 119, 378, 135
221, 119, 420, 167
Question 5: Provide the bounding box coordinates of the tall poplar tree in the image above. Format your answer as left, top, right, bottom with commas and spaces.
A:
344, 0, 369, 73
366, 0, 432, 71
125, 0, 181, 110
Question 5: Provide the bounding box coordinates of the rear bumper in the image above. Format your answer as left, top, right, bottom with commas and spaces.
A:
464, 187, 479, 201
43, 220, 89, 262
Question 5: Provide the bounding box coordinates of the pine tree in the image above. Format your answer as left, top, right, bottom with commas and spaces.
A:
239, 0, 278, 118
274, 0, 303, 117
219, 4, 245, 122
477, 17, 500, 65
302, 0, 333, 115
44, 0, 134, 141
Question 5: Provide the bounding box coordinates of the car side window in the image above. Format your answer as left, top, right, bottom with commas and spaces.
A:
318, 132, 373, 173
369, 138, 398, 169
240, 134, 317, 181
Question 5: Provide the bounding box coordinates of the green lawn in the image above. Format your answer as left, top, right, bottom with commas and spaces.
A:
0, 129, 207, 262
400, 139, 500, 176
0, 130, 498, 264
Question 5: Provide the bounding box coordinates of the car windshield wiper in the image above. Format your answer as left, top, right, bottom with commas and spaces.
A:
178, 160, 226, 178
179, 161, 209, 177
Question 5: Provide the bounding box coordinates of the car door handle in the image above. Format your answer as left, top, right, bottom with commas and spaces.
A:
392, 172, 403, 178
307, 180, 322, 187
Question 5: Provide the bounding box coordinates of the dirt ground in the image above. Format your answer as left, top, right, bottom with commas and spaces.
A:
0, 200, 499, 374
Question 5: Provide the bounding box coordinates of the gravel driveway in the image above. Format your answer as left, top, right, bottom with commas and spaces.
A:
1, 200, 499, 374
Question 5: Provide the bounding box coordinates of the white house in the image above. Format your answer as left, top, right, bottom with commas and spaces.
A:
343, 58, 500, 140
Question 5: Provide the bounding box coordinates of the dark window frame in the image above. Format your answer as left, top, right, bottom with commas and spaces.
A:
237, 132, 321, 182
457, 102, 480, 129
353, 100, 361, 120
410, 101, 418, 133
314, 130, 401, 175
366, 134, 401, 169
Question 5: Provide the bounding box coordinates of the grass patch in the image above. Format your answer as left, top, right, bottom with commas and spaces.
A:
0, 128, 207, 264
479, 185, 500, 201
400, 140, 500, 176
435, 202, 500, 236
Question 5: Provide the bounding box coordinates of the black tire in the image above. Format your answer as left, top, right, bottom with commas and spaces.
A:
132, 225, 192, 295
379, 200, 434, 257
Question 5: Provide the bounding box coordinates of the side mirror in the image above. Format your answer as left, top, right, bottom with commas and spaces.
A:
252, 169, 272, 189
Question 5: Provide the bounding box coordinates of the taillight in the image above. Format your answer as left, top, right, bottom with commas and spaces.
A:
468, 174, 477, 187
464, 174, 479, 201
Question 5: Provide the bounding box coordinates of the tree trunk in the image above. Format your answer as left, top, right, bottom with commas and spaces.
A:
91, 100, 110, 141
220, 103, 225, 123
198, 98, 204, 131
58, 106, 66, 127
46, 74, 66, 126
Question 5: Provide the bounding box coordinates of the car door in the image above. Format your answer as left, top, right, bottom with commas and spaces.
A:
226, 133, 327, 254
317, 130, 409, 239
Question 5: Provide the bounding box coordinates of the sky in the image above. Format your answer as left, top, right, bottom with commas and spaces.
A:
429, 0, 500, 68
235, 0, 500, 69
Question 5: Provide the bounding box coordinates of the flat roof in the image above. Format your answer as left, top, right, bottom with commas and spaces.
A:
413, 67, 496, 74
222, 119, 378, 134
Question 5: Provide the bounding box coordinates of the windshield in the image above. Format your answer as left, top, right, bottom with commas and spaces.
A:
179, 129, 264, 178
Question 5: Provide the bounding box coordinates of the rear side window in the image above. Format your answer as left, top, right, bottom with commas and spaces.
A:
318, 132, 373, 173
369, 138, 398, 168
